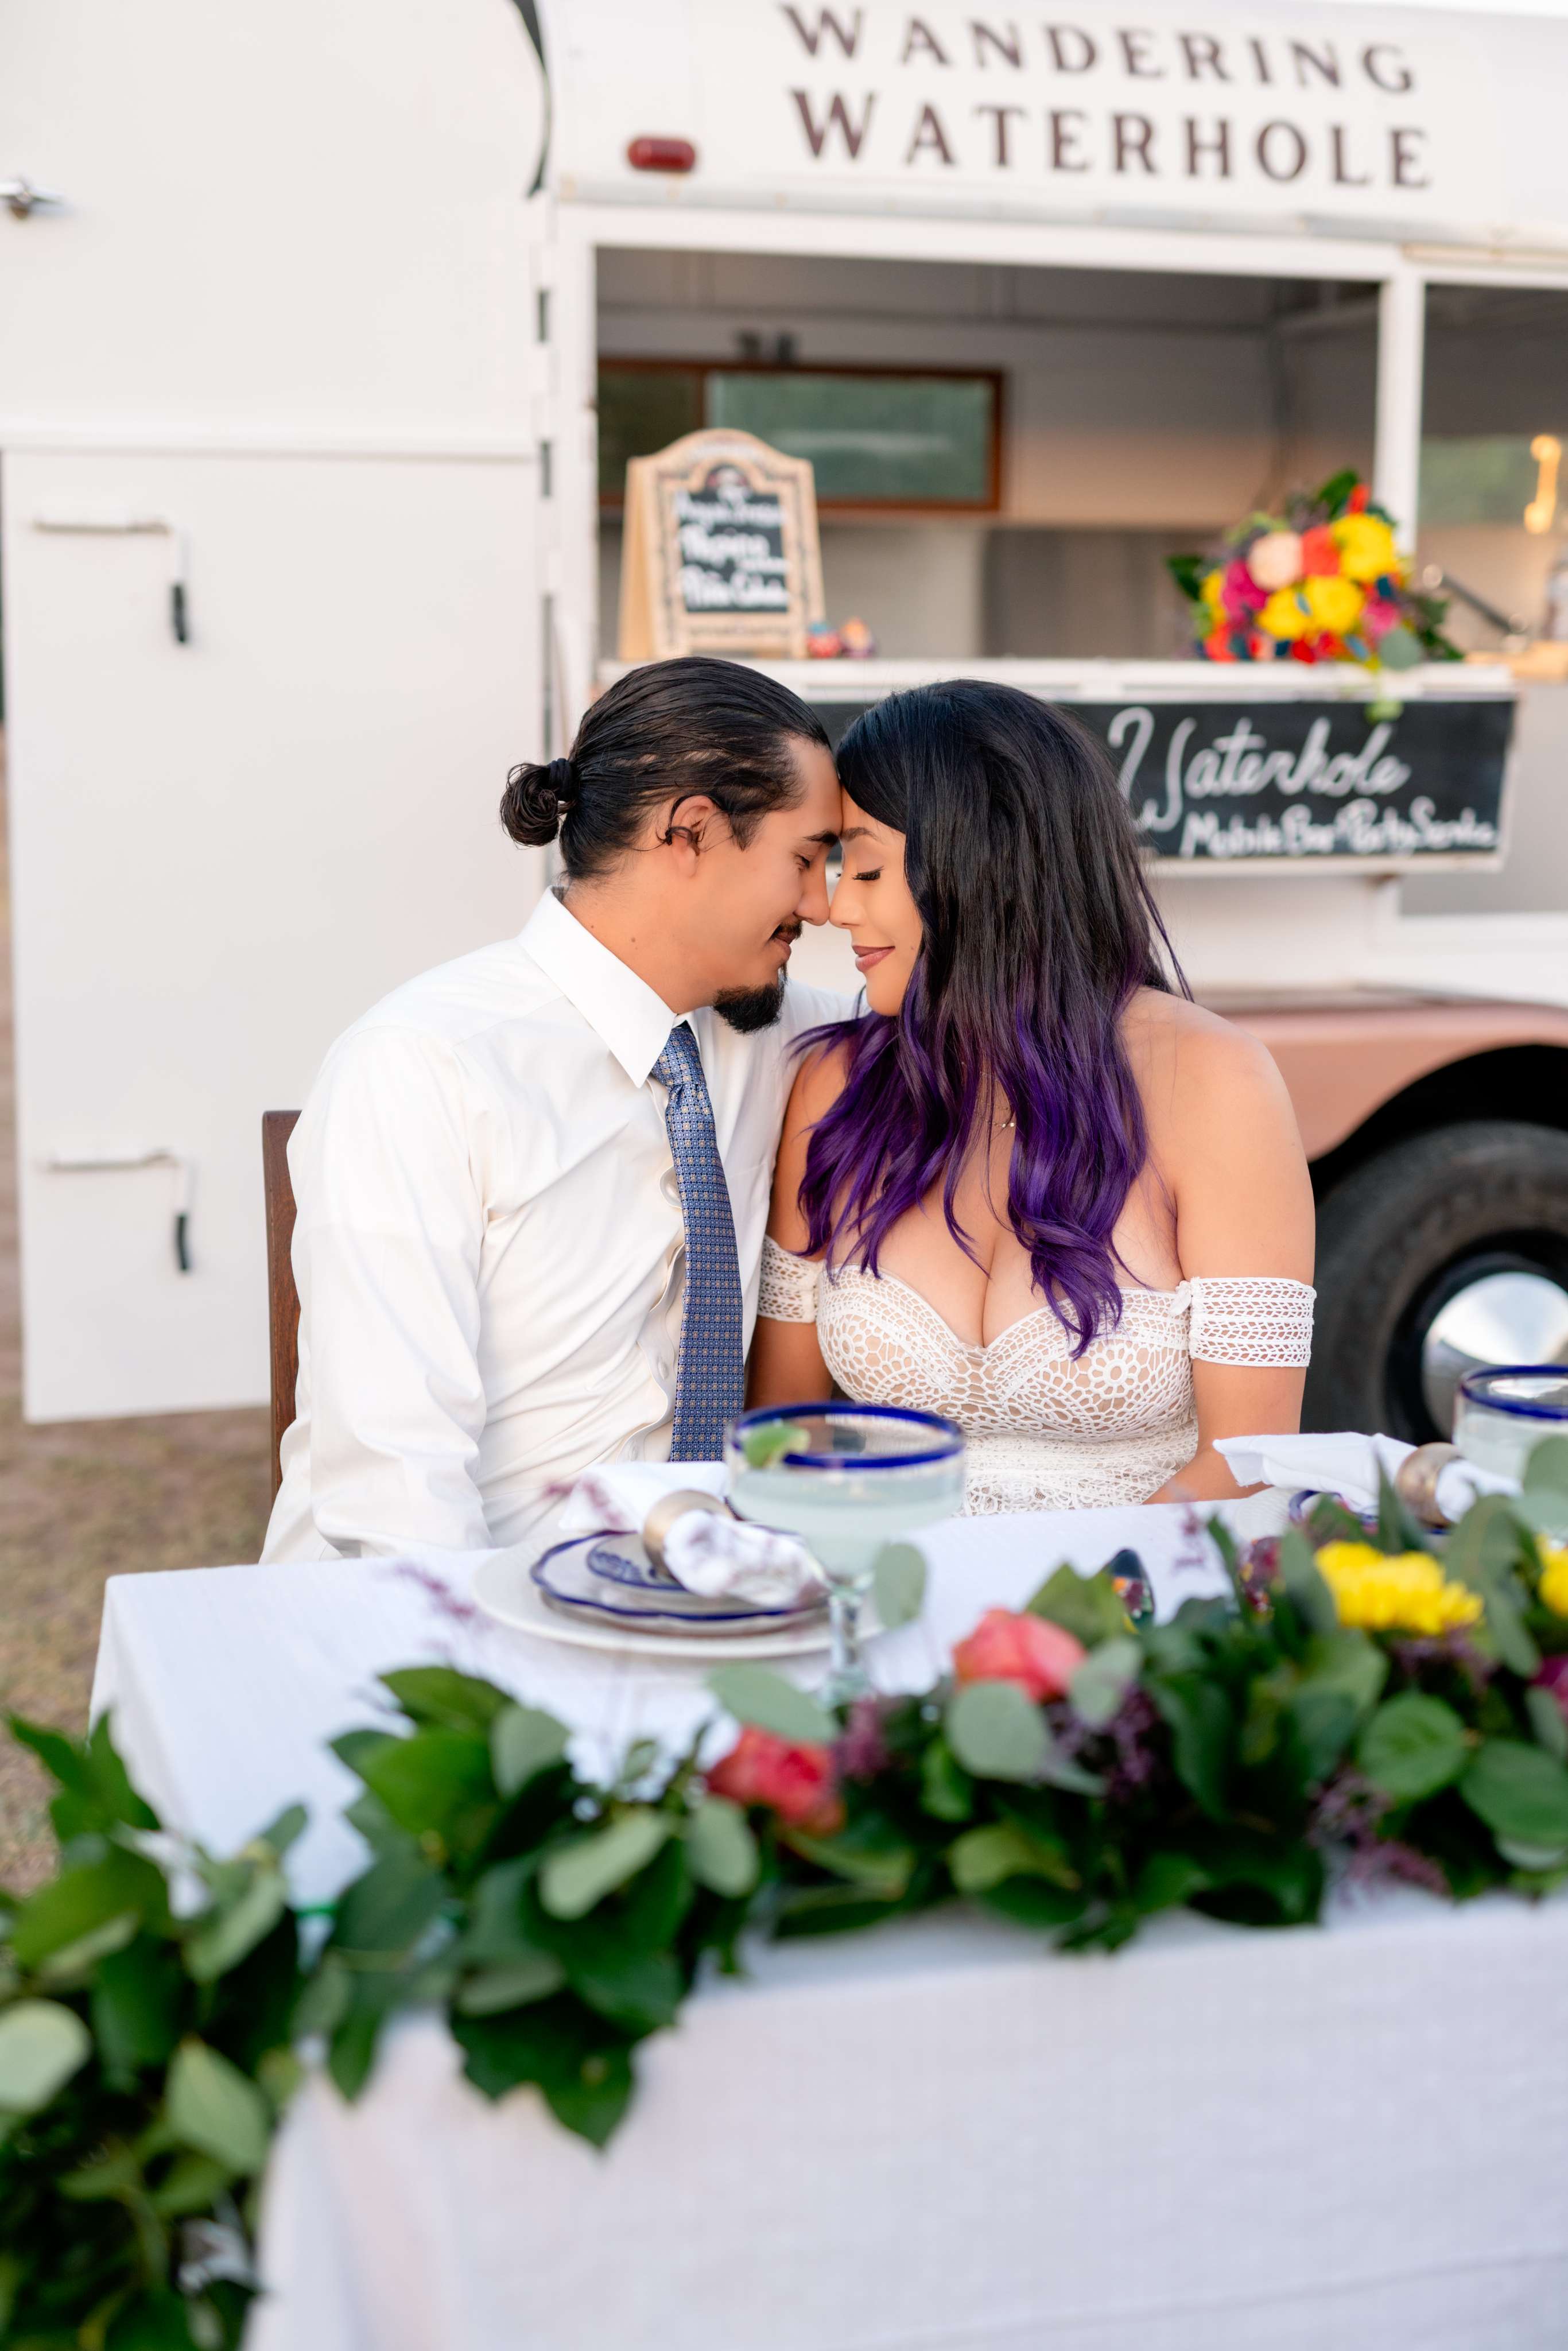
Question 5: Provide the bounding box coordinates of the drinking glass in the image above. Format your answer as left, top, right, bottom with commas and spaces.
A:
1453, 1365, 1568, 1481
724, 1403, 966, 1706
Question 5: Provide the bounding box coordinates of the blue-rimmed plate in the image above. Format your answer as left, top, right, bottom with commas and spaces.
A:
473, 1538, 841, 1658
532, 1534, 827, 1638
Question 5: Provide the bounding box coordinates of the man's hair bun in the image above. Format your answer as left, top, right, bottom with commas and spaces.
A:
500, 754, 577, 847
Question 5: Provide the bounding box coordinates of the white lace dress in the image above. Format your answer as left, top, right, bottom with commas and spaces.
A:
757, 1239, 1315, 1515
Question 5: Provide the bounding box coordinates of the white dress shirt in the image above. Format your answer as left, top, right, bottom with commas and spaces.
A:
262, 891, 846, 1565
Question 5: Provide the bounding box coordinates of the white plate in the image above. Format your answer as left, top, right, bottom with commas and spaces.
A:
472, 1547, 877, 1661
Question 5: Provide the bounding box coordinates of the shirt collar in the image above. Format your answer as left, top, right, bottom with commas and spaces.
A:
519, 890, 682, 1087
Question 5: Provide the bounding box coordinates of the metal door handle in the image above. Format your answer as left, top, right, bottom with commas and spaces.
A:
2, 177, 64, 220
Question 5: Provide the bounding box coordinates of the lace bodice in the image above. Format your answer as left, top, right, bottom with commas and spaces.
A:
758, 1239, 1314, 1515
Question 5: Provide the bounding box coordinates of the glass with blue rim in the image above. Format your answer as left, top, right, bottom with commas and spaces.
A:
1454, 1365, 1568, 1482
724, 1402, 966, 1706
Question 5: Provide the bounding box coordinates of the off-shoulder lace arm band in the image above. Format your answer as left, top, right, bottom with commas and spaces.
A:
758, 1235, 821, 1324
1187, 1276, 1315, 1367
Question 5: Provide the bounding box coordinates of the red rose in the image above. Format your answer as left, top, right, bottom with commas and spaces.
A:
952, 1608, 1086, 1704
1299, 524, 1341, 577
707, 1725, 844, 1835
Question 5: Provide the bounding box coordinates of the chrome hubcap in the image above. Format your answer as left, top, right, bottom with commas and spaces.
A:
1421, 1268, 1568, 1434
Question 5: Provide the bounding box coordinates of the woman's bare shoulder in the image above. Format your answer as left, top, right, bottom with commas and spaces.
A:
1124, 987, 1287, 1115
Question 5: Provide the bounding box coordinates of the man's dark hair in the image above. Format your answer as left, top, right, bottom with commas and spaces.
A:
501, 655, 831, 882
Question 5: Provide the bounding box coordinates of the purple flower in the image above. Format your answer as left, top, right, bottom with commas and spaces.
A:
1533, 1654, 1568, 1724
833, 1697, 891, 1783
1309, 1768, 1451, 1901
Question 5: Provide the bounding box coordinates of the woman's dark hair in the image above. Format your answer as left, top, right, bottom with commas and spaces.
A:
798, 680, 1187, 1355
501, 655, 830, 880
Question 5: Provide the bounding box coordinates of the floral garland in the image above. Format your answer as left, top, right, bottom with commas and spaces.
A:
6, 1450, 1568, 2342
1168, 469, 1460, 676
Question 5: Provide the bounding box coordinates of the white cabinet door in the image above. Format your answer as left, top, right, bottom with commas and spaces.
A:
0, 1, 549, 1419
3, 450, 544, 1419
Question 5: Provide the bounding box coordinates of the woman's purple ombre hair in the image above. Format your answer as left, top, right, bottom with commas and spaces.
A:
799, 681, 1187, 1355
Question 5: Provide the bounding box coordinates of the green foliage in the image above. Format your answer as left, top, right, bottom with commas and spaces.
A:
872, 1542, 926, 1631
7, 1465, 1568, 2317
1026, 1561, 1128, 1649
1358, 1694, 1469, 1803
0, 1720, 301, 2349
705, 1664, 836, 1747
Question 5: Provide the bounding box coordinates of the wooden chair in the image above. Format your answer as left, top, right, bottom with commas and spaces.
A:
262, 1111, 301, 1498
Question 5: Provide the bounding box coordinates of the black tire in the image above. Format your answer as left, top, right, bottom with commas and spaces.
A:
1306, 1120, 1568, 1441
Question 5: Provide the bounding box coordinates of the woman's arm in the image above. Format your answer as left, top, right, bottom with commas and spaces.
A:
1144, 1011, 1315, 1503
745, 1044, 847, 1409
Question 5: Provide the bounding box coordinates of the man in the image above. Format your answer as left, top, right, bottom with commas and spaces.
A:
262, 657, 845, 1566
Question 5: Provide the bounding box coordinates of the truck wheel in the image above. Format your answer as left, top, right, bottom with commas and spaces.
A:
1306, 1121, 1568, 1442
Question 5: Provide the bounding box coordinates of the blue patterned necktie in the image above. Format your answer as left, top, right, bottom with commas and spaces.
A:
651, 1023, 745, 1461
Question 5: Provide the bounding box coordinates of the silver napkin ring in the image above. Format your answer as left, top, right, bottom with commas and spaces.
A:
1394, 1442, 1461, 1530
640, 1488, 731, 1574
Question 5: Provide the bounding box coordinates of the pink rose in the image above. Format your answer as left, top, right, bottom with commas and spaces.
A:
952, 1608, 1086, 1703
1360, 595, 1400, 640
1245, 530, 1303, 593
707, 1725, 844, 1835
1221, 558, 1266, 619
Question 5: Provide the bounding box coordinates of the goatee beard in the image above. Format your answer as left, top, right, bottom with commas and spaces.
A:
713, 973, 788, 1034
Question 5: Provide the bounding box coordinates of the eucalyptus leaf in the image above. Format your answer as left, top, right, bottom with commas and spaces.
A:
455, 1954, 566, 2015
165, 2039, 271, 2177
1377, 623, 1423, 672
490, 1704, 570, 1798
243, 1803, 306, 1863
1507, 1488, 1568, 1541
1357, 1693, 1469, 1803
0, 1999, 92, 2115
538, 1810, 673, 1921
1526, 1684, 1568, 1764
1068, 1635, 1141, 1731
944, 1682, 1048, 1783
872, 1542, 926, 1631
948, 1821, 1076, 1895
1524, 1436, 1568, 1495
34, 1908, 141, 1986
184, 1867, 288, 1983
705, 1664, 836, 1747
1496, 1836, 1568, 1873
685, 1797, 759, 1898
1462, 1739, 1568, 1850
782, 1826, 913, 1899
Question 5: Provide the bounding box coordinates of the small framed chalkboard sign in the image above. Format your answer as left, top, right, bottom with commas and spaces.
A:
618, 428, 825, 663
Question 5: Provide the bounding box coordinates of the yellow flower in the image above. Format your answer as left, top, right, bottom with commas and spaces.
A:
1538, 1541, 1568, 1617
1257, 586, 1311, 641
1330, 513, 1398, 583
1200, 569, 1226, 619
1314, 1541, 1484, 1636
1302, 573, 1365, 637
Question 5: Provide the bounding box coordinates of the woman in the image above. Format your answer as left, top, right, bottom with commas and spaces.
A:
747, 681, 1315, 1512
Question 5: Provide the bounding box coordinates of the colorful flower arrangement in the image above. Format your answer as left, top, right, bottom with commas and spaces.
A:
1169, 469, 1460, 674
6, 1444, 1568, 2338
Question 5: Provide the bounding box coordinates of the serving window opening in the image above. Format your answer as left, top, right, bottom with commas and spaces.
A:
595, 247, 1379, 666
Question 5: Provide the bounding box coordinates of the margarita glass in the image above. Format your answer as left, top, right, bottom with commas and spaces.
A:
1454, 1366, 1568, 1481
724, 1403, 966, 1704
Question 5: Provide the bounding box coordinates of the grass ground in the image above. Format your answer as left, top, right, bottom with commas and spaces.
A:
0, 751, 272, 1888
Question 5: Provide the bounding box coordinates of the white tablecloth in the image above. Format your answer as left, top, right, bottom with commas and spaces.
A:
90, 1500, 1568, 2351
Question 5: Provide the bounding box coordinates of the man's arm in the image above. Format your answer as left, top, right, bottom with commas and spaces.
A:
290, 1026, 495, 1561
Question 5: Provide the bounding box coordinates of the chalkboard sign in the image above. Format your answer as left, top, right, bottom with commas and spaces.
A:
619, 429, 824, 662
808, 690, 1512, 869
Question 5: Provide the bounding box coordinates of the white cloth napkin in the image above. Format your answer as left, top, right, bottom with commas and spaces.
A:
555, 1461, 826, 1608
1216, 1431, 1515, 1524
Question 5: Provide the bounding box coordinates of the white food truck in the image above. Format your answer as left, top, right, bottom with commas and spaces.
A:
4, 0, 1568, 1449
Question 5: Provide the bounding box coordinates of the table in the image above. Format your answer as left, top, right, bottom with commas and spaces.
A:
91, 1502, 1568, 2351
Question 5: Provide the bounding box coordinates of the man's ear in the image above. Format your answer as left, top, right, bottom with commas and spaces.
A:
656, 793, 723, 874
